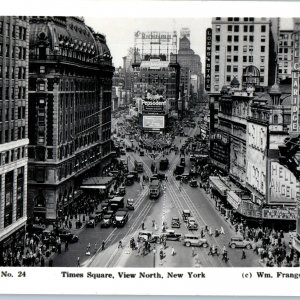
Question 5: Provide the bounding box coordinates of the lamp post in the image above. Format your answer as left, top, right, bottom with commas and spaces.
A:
153, 246, 156, 268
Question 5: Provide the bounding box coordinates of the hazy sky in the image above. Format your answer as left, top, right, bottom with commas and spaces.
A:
85, 17, 293, 69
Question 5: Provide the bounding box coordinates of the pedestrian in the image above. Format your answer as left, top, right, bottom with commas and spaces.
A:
65, 241, 69, 252
87, 242, 91, 251
220, 226, 225, 235
141, 222, 145, 230
40, 256, 45, 267
192, 247, 195, 257
118, 241, 123, 249
152, 220, 155, 227
101, 240, 105, 251
241, 249, 246, 260
48, 258, 53, 267
171, 246, 176, 256
77, 257, 80, 267
209, 227, 212, 236
154, 223, 158, 231
94, 243, 97, 253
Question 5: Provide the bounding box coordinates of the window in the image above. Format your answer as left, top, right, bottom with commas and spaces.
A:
261, 35, 266, 43
228, 17, 233, 21
227, 35, 232, 42
249, 45, 253, 52
5, 44, 9, 57
0, 21, 3, 34
244, 17, 249, 21
5, 23, 9, 36
216, 17, 221, 20
261, 46, 265, 52
12, 25, 15, 38
233, 66, 238, 73
284, 48, 288, 54
249, 56, 253, 63
243, 56, 247, 62
215, 75, 219, 82
234, 45, 238, 52
215, 45, 220, 51
39, 83, 45, 91
234, 25, 239, 32
249, 25, 254, 32
243, 36, 247, 42
244, 25, 248, 32
260, 77, 264, 83
243, 45, 247, 53
249, 36, 254, 42
227, 45, 232, 52
260, 66, 265, 73
22, 48, 26, 60
216, 25, 220, 33
5, 66, 9, 78
227, 55, 231, 62
261, 25, 266, 32
226, 75, 231, 82
228, 25, 232, 31
40, 66, 45, 74
215, 65, 219, 72
233, 56, 238, 62
215, 35, 220, 42
215, 55, 219, 63
234, 35, 239, 42
273, 115, 278, 124
227, 65, 231, 72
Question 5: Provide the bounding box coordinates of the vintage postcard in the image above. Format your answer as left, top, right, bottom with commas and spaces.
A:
0, 0, 300, 296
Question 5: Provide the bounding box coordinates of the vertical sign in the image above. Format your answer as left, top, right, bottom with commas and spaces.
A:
205, 28, 212, 92
291, 30, 300, 133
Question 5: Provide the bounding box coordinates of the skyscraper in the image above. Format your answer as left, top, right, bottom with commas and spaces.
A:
0, 16, 29, 266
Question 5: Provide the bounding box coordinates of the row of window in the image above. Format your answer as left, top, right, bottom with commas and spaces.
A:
214, 44, 265, 53
278, 47, 292, 54
0, 22, 27, 41
0, 86, 26, 100
0, 66, 26, 79
0, 106, 25, 122
216, 24, 266, 33
216, 17, 256, 22
0, 147, 26, 165
216, 34, 264, 44
0, 126, 26, 144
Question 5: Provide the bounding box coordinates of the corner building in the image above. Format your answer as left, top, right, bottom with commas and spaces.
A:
28, 17, 114, 222
0, 16, 29, 265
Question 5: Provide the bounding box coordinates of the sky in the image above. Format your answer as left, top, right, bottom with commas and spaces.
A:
85, 17, 293, 69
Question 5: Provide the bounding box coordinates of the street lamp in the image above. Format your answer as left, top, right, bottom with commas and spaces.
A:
153, 246, 156, 268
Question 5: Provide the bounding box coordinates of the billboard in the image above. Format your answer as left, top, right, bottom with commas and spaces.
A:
210, 131, 230, 172
142, 99, 166, 114
269, 161, 300, 204
246, 122, 267, 196
143, 115, 165, 129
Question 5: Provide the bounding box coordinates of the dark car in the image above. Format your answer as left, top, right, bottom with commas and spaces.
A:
86, 215, 97, 228
94, 210, 103, 222
113, 209, 129, 227
139, 150, 145, 156
171, 217, 181, 228
189, 180, 198, 187
57, 229, 79, 243
162, 230, 182, 241
125, 174, 135, 186
101, 201, 109, 211
118, 186, 126, 196
175, 175, 182, 181
101, 214, 113, 228
126, 146, 134, 152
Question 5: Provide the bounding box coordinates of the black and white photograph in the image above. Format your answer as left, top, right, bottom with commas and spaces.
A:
1, 0, 300, 296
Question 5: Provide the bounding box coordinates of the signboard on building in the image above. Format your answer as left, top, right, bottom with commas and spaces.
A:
205, 28, 212, 92
142, 100, 166, 114
246, 122, 267, 196
143, 115, 165, 130
291, 30, 300, 133
262, 208, 297, 220
269, 161, 300, 204
210, 131, 230, 172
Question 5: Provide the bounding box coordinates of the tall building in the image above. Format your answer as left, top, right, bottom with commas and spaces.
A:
177, 28, 203, 112
278, 30, 293, 81
209, 17, 277, 93
27, 17, 114, 222
0, 16, 29, 266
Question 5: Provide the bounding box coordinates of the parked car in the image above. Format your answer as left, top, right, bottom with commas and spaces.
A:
189, 180, 198, 187
113, 209, 129, 227
118, 186, 126, 196
171, 217, 181, 228
57, 229, 78, 243
183, 234, 209, 248
229, 236, 252, 249
86, 214, 97, 228
126, 198, 135, 210
182, 210, 191, 222
187, 217, 198, 230
101, 213, 113, 228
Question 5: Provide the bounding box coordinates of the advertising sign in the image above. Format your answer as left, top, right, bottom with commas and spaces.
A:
143, 115, 165, 129
262, 208, 297, 220
205, 28, 212, 92
246, 122, 267, 196
227, 191, 241, 210
291, 30, 300, 133
269, 161, 300, 204
142, 99, 166, 114
210, 131, 230, 172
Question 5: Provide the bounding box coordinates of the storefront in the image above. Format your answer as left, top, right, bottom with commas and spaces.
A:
262, 208, 296, 231
80, 176, 114, 200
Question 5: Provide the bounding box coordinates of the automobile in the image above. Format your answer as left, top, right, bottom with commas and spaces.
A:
181, 173, 190, 183
118, 186, 126, 196
161, 229, 182, 241
130, 139, 134, 143
94, 210, 103, 222
175, 175, 182, 181
182, 210, 191, 222
137, 231, 160, 243
139, 150, 145, 156
28, 224, 47, 235
189, 180, 198, 187
57, 229, 79, 243
120, 148, 126, 155
101, 200, 109, 211
183, 234, 209, 248
126, 198, 135, 210
113, 209, 129, 227
229, 236, 252, 249
187, 217, 198, 230
171, 217, 181, 228
86, 214, 97, 228
101, 213, 113, 228
125, 174, 135, 186
126, 146, 134, 152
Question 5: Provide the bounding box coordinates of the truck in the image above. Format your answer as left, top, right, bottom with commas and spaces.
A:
159, 158, 169, 171
134, 160, 144, 173
109, 196, 125, 211
149, 179, 161, 199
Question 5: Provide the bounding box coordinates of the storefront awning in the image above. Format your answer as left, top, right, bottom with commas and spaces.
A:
209, 176, 228, 197
80, 176, 114, 190
81, 185, 107, 190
